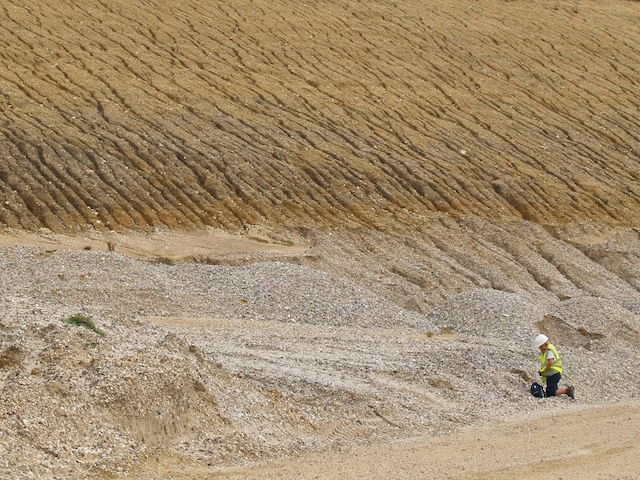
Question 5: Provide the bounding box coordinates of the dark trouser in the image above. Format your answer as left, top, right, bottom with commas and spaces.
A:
545, 372, 561, 397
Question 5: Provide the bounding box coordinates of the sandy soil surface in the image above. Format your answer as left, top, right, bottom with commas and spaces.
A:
201, 403, 640, 480
1, 0, 639, 233
0, 227, 308, 262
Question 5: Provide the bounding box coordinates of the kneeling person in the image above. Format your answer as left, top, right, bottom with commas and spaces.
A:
533, 334, 575, 399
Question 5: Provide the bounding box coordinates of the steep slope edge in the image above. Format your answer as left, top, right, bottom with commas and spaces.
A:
1, 0, 639, 232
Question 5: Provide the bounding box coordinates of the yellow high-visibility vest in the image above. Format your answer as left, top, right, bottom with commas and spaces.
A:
539, 343, 563, 381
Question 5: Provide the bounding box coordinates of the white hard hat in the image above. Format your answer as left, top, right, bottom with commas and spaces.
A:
534, 334, 548, 348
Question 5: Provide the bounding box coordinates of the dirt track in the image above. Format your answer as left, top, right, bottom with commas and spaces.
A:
198, 403, 640, 480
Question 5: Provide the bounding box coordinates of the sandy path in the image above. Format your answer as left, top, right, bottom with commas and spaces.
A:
0, 228, 307, 262
191, 403, 640, 480
126, 403, 640, 479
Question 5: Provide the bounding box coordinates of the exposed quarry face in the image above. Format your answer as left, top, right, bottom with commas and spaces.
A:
1, 1, 640, 479
0, 0, 639, 234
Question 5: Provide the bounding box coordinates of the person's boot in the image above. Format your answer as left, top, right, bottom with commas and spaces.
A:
567, 385, 575, 399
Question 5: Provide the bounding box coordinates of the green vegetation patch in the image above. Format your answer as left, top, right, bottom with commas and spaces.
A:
61, 313, 105, 336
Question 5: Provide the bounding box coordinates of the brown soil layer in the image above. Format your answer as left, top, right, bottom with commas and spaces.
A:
1, 0, 639, 234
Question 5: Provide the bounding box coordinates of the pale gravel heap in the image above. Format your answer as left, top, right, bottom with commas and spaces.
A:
0, 245, 639, 479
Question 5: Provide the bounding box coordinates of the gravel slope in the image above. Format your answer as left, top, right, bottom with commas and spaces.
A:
1, 230, 639, 479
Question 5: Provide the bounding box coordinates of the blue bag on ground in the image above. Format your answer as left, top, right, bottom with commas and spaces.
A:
530, 382, 545, 398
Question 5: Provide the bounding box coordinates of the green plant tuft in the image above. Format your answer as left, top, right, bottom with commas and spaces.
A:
62, 313, 105, 336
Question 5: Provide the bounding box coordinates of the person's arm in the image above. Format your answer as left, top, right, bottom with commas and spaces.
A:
541, 350, 555, 373
542, 357, 554, 373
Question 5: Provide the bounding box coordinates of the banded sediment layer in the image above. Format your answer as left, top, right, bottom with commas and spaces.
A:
1, 0, 639, 233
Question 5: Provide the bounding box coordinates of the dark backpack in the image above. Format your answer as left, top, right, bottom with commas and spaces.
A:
530, 382, 545, 398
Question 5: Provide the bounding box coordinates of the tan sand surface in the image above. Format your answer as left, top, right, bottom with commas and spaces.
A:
134, 402, 640, 479
0, 227, 307, 262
